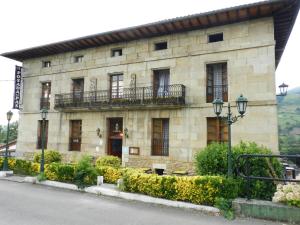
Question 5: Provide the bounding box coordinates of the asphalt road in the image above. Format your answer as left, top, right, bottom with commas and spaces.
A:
0, 180, 283, 225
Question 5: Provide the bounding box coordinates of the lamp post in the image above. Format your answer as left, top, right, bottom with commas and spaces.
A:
277, 83, 288, 96
212, 95, 248, 177
3, 110, 13, 171
40, 108, 48, 173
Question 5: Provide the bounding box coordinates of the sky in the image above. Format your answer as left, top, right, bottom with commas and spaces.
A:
0, 0, 299, 125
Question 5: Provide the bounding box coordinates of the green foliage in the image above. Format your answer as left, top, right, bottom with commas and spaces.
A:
95, 156, 121, 168
44, 162, 75, 183
13, 159, 32, 175
74, 155, 97, 189
122, 169, 239, 206
277, 87, 300, 158
33, 150, 62, 164
195, 142, 283, 200
195, 142, 228, 175
214, 197, 235, 220
0, 121, 18, 144
96, 166, 122, 184
37, 172, 47, 182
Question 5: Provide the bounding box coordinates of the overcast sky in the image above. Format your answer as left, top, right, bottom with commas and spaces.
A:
0, 0, 299, 125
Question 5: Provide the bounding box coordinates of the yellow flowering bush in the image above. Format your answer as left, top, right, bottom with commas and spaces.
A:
96, 166, 122, 184
31, 163, 40, 175
273, 183, 300, 207
8, 158, 16, 170
122, 170, 238, 206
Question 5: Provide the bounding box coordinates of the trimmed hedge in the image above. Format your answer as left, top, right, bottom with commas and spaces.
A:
95, 156, 121, 168
122, 170, 239, 206
45, 163, 75, 183
96, 166, 122, 184
0, 158, 39, 176
33, 150, 62, 164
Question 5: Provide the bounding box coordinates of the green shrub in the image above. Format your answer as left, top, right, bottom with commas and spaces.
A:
214, 197, 235, 220
37, 172, 47, 182
96, 166, 122, 184
74, 155, 97, 189
33, 150, 62, 164
13, 159, 32, 175
95, 156, 121, 168
122, 169, 239, 206
44, 163, 59, 181
0, 157, 17, 171
195, 142, 228, 175
195, 142, 283, 200
44, 162, 75, 183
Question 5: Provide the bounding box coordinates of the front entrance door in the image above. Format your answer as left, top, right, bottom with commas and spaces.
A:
107, 118, 123, 158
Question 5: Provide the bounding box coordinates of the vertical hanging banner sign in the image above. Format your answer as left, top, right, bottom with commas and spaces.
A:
13, 65, 22, 109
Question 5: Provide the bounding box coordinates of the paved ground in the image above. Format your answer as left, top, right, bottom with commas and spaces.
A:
0, 180, 284, 225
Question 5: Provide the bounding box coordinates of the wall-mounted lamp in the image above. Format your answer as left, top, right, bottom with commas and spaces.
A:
96, 128, 102, 138
124, 128, 129, 138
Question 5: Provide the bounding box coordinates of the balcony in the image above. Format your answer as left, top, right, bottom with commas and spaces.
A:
54, 84, 185, 112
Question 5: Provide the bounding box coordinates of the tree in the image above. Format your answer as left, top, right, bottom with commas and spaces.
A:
0, 121, 18, 144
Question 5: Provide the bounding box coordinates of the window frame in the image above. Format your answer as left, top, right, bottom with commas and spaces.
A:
111, 48, 123, 57
74, 55, 84, 63
206, 62, 228, 103
208, 32, 224, 43
42, 61, 51, 68
151, 118, 169, 156
69, 120, 82, 151
40, 82, 51, 110
154, 41, 168, 51
110, 73, 124, 99
37, 120, 49, 149
207, 117, 228, 144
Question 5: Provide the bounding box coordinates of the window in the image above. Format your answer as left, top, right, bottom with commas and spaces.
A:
154, 41, 168, 50
110, 74, 123, 98
74, 55, 83, 63
69, 120, 82, 151
153, 69, 170, 97
40, 82, 51, 109
207, 117, 228, 144
208, 33, 223, 43
43, 61, 51, 68
37, 120, 48, 149
206, 63, 228, 103
72, 78, 84, 101
152, 118, 169, 156
111, 48, 122, 57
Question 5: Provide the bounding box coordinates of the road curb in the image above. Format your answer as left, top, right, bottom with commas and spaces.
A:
21, 176, 220, 216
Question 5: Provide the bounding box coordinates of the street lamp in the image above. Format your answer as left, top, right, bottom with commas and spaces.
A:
277, 83, 288, 96
212, 94, 248, 177
40, 108, 48, 173
3, 110, 13, 171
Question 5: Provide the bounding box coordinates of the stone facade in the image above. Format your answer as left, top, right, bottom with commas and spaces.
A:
17, 17, 278, 172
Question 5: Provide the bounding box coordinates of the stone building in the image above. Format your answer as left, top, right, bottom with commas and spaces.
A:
2, 0, 299, 172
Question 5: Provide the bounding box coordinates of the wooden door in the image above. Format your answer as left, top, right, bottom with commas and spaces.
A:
70, 120, 82, 151
107, 118, 123, 158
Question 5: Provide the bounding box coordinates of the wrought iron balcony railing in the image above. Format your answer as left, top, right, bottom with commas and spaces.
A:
54, 84, 185, 111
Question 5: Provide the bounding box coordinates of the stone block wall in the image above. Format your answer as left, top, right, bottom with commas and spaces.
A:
17, 17, 279, 172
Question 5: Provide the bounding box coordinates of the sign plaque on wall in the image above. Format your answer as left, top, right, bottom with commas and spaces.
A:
129, 147, 140, 155
13, 65, 23, 109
